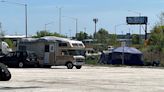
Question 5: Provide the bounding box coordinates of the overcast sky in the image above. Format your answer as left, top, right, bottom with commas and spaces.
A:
0, 0, 163, 36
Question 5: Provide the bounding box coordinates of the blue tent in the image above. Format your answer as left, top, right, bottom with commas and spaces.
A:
107, 47, 143, 65
112, 47, 142, 54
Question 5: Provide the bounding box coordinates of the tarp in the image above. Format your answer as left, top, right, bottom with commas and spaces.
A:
112, 46, 142, 54
106, 47, 144, 65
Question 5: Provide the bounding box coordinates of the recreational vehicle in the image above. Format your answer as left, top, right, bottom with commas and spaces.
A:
18, 36, 85, 69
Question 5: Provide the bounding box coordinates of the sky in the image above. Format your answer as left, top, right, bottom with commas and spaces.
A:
0, 0, 163, 37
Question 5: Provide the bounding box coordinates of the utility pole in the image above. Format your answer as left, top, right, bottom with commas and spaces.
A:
25, 4, 27, 38
1, 0, 28, 38
93, 18, 98, 39
75, 18, 78, 39
59, 7, 62, 34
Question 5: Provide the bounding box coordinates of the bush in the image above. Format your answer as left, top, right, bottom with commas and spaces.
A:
85, 55, 99, 65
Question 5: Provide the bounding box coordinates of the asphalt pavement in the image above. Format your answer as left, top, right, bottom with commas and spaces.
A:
0, 65, 164, 92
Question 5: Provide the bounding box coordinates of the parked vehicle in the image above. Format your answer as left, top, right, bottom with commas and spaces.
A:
18, 36, 85, 69
0, 63, 11, 81
0, 51, 38, 68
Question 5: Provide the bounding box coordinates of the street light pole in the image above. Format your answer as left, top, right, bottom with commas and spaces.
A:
1, 0, 28, 38
75, 18, 78, 38
25, 4, 27, 38
59, 7, 62, 34
93, 18, 98, 39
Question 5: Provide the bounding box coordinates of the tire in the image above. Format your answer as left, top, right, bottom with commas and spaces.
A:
0, 63, 11, 81
18, 62, 24, 68
75, 66, 82, 69
66, 62, 73, 69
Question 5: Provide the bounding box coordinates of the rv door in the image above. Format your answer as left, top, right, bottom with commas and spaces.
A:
44, 45, 50, 64
44, 44, 55, 64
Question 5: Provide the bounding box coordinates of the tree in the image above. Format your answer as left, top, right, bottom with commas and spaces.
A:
4, 39, 13, 48
95, 28, 109, 44
132, 34, 140, 44
146, 13, 164, 62
76, 31, 89, 41
108, 34, 118, 46
33, 30, 65, 38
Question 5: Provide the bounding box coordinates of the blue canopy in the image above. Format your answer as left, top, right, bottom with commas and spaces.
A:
112, 47, 142, 54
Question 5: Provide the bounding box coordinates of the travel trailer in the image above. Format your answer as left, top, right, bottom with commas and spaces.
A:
18, 36, 85, 69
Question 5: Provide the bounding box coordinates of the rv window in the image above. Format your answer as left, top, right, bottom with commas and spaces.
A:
67, 50, 82, 56
79, 44, 83, 47
61, 50, 68, 56
45, 45, 49, 52
59, 43, 67, 47
72, 44, 78, 47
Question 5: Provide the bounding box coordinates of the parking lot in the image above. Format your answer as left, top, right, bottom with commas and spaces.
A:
0, 65, 164, 92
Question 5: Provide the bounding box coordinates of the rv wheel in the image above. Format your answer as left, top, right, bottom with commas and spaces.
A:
0, 63, 11, 81
18, 62, 24, 68
66, 62, 73, 69
75, 66, 82, 69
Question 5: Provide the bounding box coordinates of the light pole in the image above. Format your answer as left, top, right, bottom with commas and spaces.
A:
63, 16, 78, 39
93, 18, 98, 39
1, 0, 28, 38
44, 22, 54, 31
56, 7, 62, 34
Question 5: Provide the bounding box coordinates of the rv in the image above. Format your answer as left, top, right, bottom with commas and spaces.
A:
18, 36, 85, 69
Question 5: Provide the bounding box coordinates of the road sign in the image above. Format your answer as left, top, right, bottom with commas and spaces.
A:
126, 16, 148, 25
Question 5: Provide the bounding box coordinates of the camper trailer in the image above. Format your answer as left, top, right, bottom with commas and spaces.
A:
18, 36, 85, 69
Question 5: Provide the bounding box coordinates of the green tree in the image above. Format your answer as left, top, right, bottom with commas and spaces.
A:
147, 19, 164, 63
132, 34, 140, 44
108, 34, 118, 46
4, 39, 13, 48
33, 30, 65, 38
76, 31, 89, 41
95, 28, 109, 44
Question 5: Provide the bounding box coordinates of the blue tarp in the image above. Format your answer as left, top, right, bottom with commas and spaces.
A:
106, 47, 143, 65
112, 46, 142, 54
